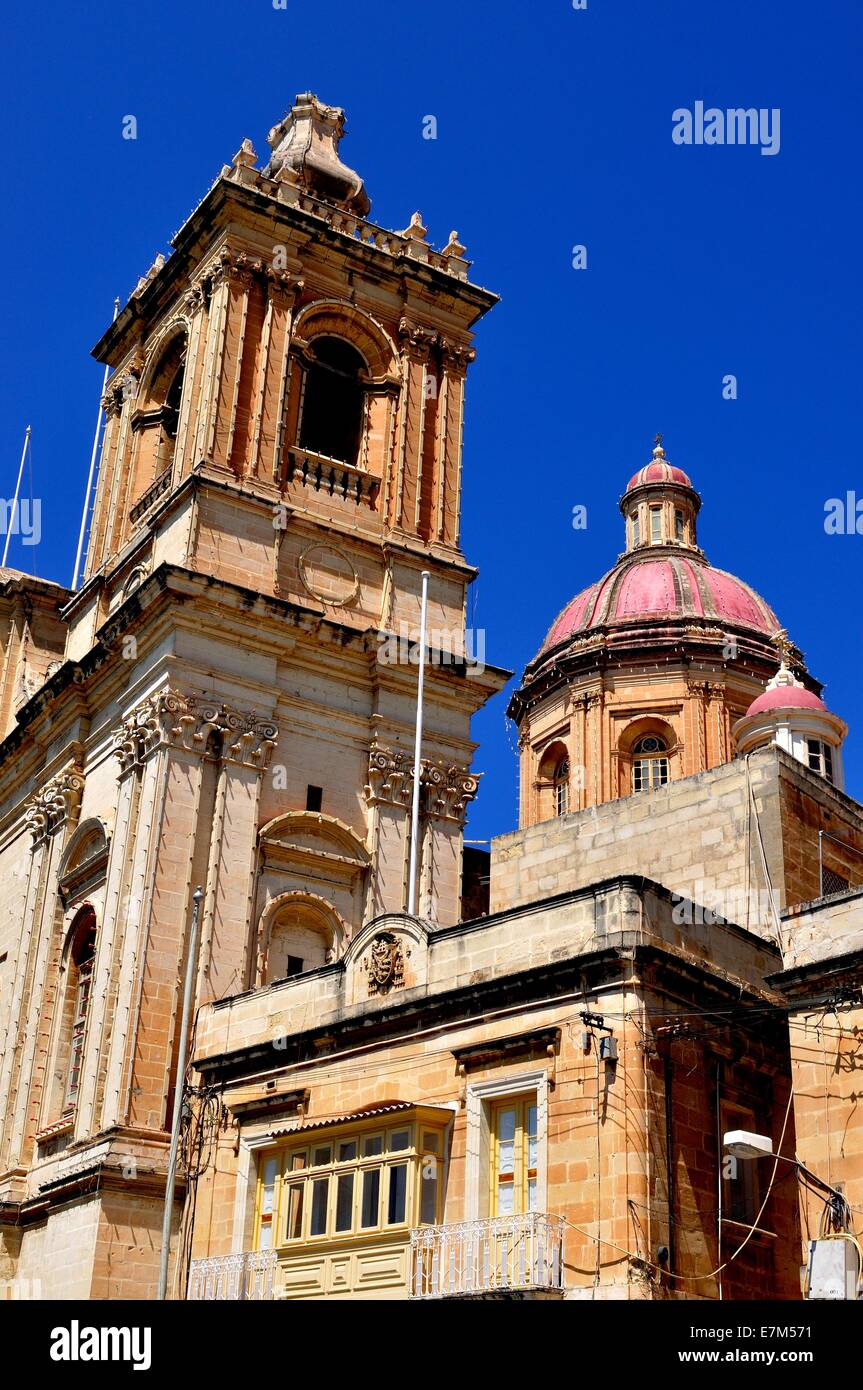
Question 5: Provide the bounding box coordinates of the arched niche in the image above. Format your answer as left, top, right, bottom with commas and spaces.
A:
253, 812, 371, 983
257, 892, 350, 985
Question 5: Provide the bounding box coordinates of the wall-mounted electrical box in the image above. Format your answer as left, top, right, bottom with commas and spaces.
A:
599, 1036, 618, 1062
807, 1239, 860, 1300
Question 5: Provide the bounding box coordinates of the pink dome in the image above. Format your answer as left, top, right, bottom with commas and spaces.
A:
625, 461, 693, 491
746, 685, 827, 717
541, 554, 780, 654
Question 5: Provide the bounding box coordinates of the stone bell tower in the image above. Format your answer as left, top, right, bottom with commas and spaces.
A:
71, 90, 507, 947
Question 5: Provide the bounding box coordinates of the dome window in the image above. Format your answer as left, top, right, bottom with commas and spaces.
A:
630, 511, 640, 547
632, 735, 669, 793
674, 509, 684, 542
649, 507, 662, 543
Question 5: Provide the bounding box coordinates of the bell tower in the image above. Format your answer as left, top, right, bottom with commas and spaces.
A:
67, 92, 506, 933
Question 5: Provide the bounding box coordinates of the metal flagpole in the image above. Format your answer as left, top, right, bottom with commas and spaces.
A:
158, 885, 203, 1301
2, 425, 31, 569
72, 296, 120, 589
407, 571, 430, 917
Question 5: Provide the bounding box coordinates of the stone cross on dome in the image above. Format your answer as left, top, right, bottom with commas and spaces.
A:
770, 627, 798, 674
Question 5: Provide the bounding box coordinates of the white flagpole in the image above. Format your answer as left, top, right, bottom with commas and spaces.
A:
408, 570, 430, 917
2, 425, 31, 569
72, 296, 120, 589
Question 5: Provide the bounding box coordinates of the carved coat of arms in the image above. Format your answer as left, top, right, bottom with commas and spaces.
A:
365, 933, 406, 995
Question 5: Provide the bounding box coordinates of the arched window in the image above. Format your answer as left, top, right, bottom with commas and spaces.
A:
62, 907, 97, 1111
130, 331, 187, 512
554, 757, 570, 816
299, 336, 366, 466
632, 735, 669, 793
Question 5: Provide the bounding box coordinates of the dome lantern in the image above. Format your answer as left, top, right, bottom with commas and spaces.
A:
620, 435, 702, 554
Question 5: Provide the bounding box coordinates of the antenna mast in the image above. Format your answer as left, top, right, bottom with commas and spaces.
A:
1, 425, 31, 569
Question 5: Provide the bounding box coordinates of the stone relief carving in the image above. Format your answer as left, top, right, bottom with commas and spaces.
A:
112, 688, 278, 775
364, 742, 479, 825
26, 764, 85, 848
364, 931, 407, 996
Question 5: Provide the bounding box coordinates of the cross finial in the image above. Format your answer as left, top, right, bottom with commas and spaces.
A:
771, 628, 795, 667
653, 432, 665, 458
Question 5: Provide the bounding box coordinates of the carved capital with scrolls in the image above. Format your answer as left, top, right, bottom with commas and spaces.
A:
398, 316, 437, 361
26, 764, 85, 848
422, 760, 480, 825
364, 743, 415, 809
112, 689, 278, 776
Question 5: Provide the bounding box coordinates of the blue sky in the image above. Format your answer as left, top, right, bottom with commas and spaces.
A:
2, 0, 861, 840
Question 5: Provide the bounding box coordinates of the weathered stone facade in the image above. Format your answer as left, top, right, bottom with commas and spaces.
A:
1, 93, 860, 1304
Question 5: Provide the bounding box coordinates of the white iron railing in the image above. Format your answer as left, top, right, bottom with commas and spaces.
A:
187, 1249, 276, 1301
409, 1213, 565, 1298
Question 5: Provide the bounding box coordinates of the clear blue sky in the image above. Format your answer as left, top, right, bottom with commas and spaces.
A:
2, 0, 861, 839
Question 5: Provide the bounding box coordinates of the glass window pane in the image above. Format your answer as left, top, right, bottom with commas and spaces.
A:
310, 1177, 329, 1236
362, 1134, 383, 1157
422, 1131, 440, 1154
527, 1177, 538, 1212
335, 1173, 355, 1232
258, 1223, 272, 1250
286, 1183, 304, 1240
390, 1130, 410, 1152
361, 1168, 381, 1227
291, 1152, 307, 1172
263, 1157, 278, 1187
312, 1145, 332, 1166
337, 1140, 357, 1162
420, 1162, 438, 1224
387, 1164, 408, 1224
497, 1181, 514, 1215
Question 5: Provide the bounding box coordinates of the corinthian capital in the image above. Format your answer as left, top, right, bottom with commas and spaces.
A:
26, 764, 85, 848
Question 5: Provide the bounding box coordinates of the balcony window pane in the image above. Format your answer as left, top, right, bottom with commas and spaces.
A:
337, 1140, 357, 1162
286, 1183, 304, 1240
422, 1131, 440, 1154
387, 1164, 408, 1224
420, 1162, 438, 1224
291, 1152, 306, 1172
312, 1145, 331, 1166
310, 1177, 329, 1236
362, 1134, 383, 1157
361, 1168, 381, 1227
390, 1129, 411, 1152
335, 1173, 355, 1231
527, 1105, 538, 1169
528, 1177, 538, 1212
497, 1181, 515, 1215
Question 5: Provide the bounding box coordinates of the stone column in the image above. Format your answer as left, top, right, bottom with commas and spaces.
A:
2, 762, 84, 1168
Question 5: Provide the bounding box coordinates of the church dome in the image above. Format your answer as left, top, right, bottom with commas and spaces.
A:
746, 684, 827, 717
535, 437, 782, 666
508, 435, 826, 823
626, 461, 693, 490
541, 555, 779, 656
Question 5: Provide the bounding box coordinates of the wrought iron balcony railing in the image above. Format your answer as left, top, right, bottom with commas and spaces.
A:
187, 1249, 276, 1301
409, 1213, 565, 1299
